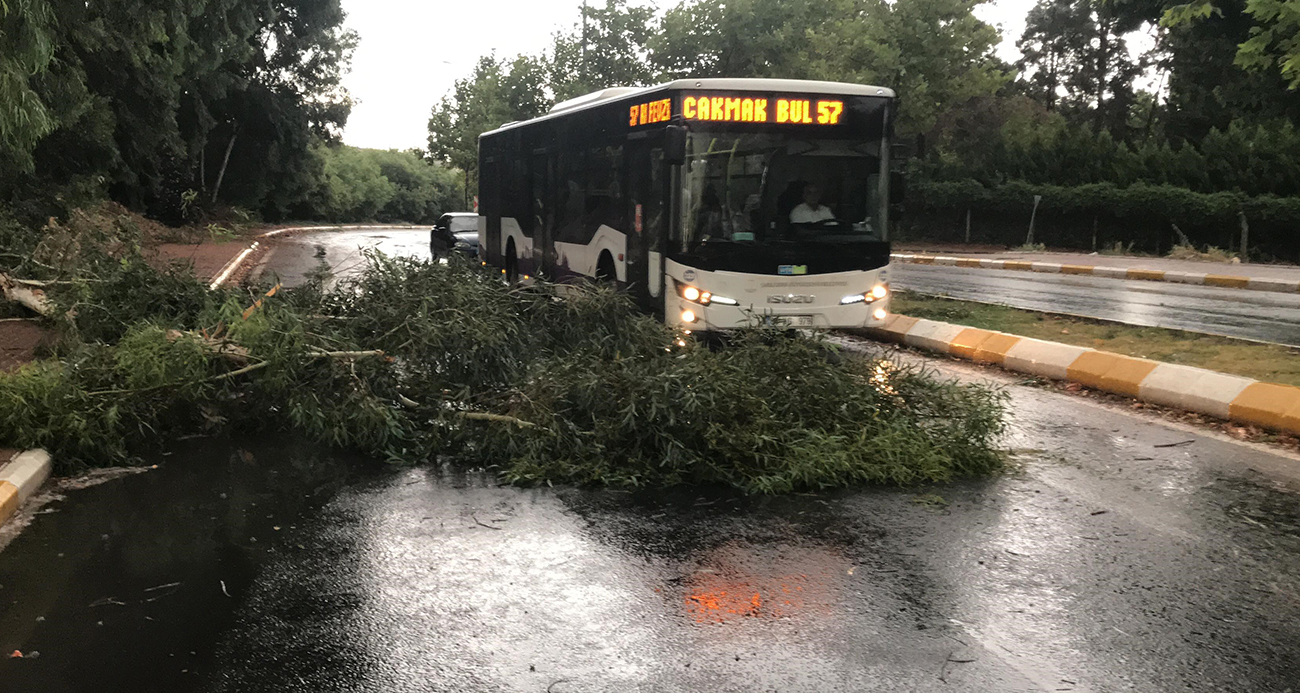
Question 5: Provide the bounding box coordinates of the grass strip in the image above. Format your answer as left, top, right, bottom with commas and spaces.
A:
891, 292, 1300, 387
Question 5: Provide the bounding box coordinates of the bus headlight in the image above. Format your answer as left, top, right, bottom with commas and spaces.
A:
681, 310, 697, 323
842, 284, 889, 305
873, 308, 888, 321
680, 284, 736, 306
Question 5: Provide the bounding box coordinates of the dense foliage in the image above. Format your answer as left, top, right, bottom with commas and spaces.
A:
0, 0, 462, 229
0, 228, 1007, 492
307, 146, 464, 224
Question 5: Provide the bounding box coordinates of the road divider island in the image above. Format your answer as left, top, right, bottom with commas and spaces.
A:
892, 254, 1300, 294
863, 314, 1300, 437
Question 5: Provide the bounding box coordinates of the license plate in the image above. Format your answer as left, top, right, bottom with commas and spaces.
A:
764, 315, 814, 327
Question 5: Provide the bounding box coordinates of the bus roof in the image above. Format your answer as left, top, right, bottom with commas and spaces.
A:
481, 78, 895, 138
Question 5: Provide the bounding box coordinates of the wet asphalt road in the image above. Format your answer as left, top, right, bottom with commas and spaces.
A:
2, 350, 1300, 692
893, 264, 1300, 346
251, 228, 433, 288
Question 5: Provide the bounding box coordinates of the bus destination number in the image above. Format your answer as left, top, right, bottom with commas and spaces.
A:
630, 99, 673, 127
679, 95, 844, 125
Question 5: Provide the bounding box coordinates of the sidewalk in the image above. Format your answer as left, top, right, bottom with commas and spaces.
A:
151, 238, 261, 285
893, 244, 1300, 283
0, 320, 54, 372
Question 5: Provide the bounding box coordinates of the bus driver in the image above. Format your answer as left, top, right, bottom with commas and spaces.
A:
789, 183, 835, 224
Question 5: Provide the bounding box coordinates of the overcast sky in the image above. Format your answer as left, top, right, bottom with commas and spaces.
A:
339, 0, 1041, 151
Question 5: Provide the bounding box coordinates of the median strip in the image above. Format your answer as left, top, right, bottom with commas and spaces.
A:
0, 449, 51, 528
863, 304, 1300, 437
891, 253, 1300, 294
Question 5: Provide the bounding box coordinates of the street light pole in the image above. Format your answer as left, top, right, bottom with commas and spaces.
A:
581, 0, 588, 85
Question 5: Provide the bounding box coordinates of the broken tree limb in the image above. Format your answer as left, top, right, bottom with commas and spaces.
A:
0, 273, 55, 317
308, 349, 385, 359
460, 412, 539, 428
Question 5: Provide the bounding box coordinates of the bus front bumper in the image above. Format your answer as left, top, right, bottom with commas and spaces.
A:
668, 297, 891, 331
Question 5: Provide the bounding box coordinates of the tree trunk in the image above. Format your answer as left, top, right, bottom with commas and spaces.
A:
211, 126, 238, 207
1239, 211, 1249, 263
1096, 18, 1109, 132
964, 208, 971, 244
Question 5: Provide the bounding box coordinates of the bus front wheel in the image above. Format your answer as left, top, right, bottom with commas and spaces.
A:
596, 252, 616, 284
505, 242, 519, 283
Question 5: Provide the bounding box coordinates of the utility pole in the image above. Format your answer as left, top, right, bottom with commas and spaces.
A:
581, 0, 589, 86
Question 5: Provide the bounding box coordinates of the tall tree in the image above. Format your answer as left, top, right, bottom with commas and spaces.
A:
1017, 0, 1092, 111
1165, 0, 1300, 88
652, 0, 1007, 134
828, 0, 1009, 134
550, 0, 657, 101
652, 0, 830, 80
1160, 0, 1300, 141
0, 0, 56, 172
1017, 0, 1145, 137
2, 0, 356, 223
427, 55, 551, 197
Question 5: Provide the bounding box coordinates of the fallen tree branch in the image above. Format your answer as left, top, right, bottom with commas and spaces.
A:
460, 411, 539, 428
0, 272, 55, 317
309, 349, 385, 359
84, 347, 384, 397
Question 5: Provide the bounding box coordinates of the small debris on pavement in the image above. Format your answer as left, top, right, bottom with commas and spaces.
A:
10, 650, 22, 658
1154, 439, 1195, 448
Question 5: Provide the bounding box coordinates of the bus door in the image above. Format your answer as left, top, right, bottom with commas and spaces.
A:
531, 150, 555, 276
627, 143, 667, 311
481, 158, 501, 266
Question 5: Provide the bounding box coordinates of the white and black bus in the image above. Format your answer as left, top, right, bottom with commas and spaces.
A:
477, 78, 900, 330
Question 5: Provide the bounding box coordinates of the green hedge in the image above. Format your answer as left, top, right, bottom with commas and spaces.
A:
906, 179, 1300, 261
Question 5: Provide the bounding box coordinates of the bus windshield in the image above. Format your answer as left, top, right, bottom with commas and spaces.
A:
681, 132, 884, 252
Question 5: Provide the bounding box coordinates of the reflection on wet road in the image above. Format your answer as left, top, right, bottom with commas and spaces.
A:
256, 228, 434, 288
893, 264, 1300, 346
3, 371, 1300, 692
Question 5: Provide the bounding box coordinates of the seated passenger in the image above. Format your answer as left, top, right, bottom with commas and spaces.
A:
789, 183, 835, 224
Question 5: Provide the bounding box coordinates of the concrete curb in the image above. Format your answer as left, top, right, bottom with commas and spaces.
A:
0, 449, 51, 527
210, 224, 424, 289
890, 253, 1300, 294
864, 314, 1300, 436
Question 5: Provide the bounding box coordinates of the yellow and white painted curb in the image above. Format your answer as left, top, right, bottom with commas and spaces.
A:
0, 449, 51, 527
890, 254, 1300, 294
210, 224, 422, 290
865, 314, 1300, 436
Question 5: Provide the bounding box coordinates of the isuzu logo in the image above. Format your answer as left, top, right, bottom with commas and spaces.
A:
768, 294, 816, 304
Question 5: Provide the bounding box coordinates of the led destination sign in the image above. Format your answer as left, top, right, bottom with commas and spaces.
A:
629, 98, 673, 126
684, 95, 843, 125
628, 94, 848, 127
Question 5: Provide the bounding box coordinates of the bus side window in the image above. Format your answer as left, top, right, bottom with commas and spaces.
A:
530, 154, 547, 235
586, 145, 623, 235
555, 152, 585, 244
645, 148, 664, 242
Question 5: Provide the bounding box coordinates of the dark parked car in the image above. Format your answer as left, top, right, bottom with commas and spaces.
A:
431, 212, 480, 259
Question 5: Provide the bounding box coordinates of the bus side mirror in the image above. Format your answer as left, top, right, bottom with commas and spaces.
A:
665, 125, 687, 165
890, 171, 906, 206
